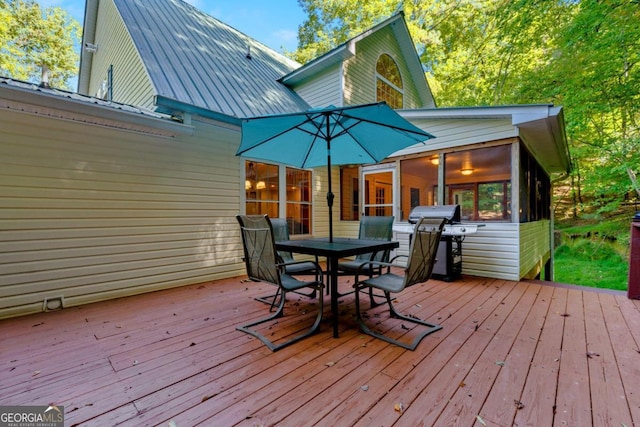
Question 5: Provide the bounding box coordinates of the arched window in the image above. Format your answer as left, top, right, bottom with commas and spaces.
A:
376, 54, 403, 109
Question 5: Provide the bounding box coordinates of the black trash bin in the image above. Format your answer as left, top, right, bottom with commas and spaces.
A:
628, 212, 640, 299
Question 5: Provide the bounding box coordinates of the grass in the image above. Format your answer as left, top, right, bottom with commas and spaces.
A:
553, 215, 631, 291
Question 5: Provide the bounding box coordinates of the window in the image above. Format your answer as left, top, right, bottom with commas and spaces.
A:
340, 166, 360, 220
341, 166, 396, 219
285, 167, 312, 234
245, 161, 312, 235
363, 169, 394, 217
376, 54, 403, 109
444, 145, 512, 221
245, 161, 279, 218
400, 156, 439, 220
478, 182, 511, 220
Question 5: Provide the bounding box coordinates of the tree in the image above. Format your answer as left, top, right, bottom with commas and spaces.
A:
496, 0, 639, 215
293, 0, 399, 64
0, 0, 81, 90
551, 0, 640, 214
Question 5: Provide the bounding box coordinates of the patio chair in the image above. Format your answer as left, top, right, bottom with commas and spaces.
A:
336, 216, 394, 305
236, 214, 324, 351
271, 217, 322, 280
353, 217, 445, 350
247, 217, 321, 306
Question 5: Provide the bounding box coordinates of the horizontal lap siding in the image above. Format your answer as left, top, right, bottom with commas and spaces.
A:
311, 166, 330, 237
87, 0, 155, 108
399, 118, 517, 153
0, 111, 245, 319
393, 223, 520, 280
293, 65, 342, 108
463, 224, 520, 280
519, 220, 551, 279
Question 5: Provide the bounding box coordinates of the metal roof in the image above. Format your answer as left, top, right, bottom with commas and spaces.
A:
112, 0, 310, 119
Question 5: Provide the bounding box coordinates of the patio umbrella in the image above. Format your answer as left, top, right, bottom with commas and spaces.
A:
237, 102, 435, 242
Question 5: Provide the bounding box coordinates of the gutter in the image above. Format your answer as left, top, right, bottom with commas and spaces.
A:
154, 96, 242, 127
0, 79, 193, 137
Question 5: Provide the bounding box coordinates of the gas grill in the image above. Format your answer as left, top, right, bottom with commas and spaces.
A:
394, 205, 481, 282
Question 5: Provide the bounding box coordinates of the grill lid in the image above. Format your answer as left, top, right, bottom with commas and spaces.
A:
408, 204, 461, 224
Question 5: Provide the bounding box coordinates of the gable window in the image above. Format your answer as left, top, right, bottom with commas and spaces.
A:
376, 54, 403, 109
244, 161, 312, 235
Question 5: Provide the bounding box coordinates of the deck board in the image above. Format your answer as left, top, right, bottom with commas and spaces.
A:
600, 293, 640, 424
1, 275, 638, 426
585, 292, 633, 426
478, 283, 553, 426
554, 289, 591, 426
514, 286, 567, 427
431, 280, 534, 426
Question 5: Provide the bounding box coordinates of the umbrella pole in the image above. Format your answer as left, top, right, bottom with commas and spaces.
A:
327, 165, 334, 243
325, 115, 334, 243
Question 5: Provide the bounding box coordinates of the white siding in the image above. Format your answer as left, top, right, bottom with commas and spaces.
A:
399, 118, 518, 154
311, 166, 330, 237
392, 222, 521, 281
0, 110, 246, 319
293, 65, 342, 108
463, 223, 520, 280
84, 0, 155, 109
519, 220, 551, 279
344, 27, 424, 108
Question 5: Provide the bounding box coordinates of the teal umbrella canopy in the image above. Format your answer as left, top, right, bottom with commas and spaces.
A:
237, 102, 435, 241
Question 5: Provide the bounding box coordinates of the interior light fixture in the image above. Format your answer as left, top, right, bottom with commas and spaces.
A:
256, 181, 266, 190
430, 155, 439, 165
460, 168, 474, 176
460, 152, 473, 176
245, 162, 256, 190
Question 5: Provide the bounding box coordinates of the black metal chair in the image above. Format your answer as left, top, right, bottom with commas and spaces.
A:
353, 217, 445, 350
336, 216, 394, 304
235, 214, 324, 351
271, 217, 322, 279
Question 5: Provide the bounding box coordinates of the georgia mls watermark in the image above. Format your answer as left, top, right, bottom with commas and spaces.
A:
0, 405, 64, 427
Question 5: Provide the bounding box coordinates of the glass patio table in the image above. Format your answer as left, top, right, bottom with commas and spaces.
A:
275, 237, 399, 338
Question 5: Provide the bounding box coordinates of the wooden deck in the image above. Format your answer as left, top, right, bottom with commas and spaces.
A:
1, 274, 639, 426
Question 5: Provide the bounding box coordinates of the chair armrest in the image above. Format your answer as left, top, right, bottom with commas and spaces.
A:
278, 259, 324, 276
388, 254, 408, 264
354, 255, 408, 283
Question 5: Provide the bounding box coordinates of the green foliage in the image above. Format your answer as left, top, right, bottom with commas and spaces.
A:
556, 214, 632, 248
551, 1, 640, 214
0, 0, 81, 90
554, 238, 629, 291
554, 215, 631, 290
293, 0, 400, 64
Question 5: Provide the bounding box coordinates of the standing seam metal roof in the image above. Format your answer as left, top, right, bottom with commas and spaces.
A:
113, 0, 310, 118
